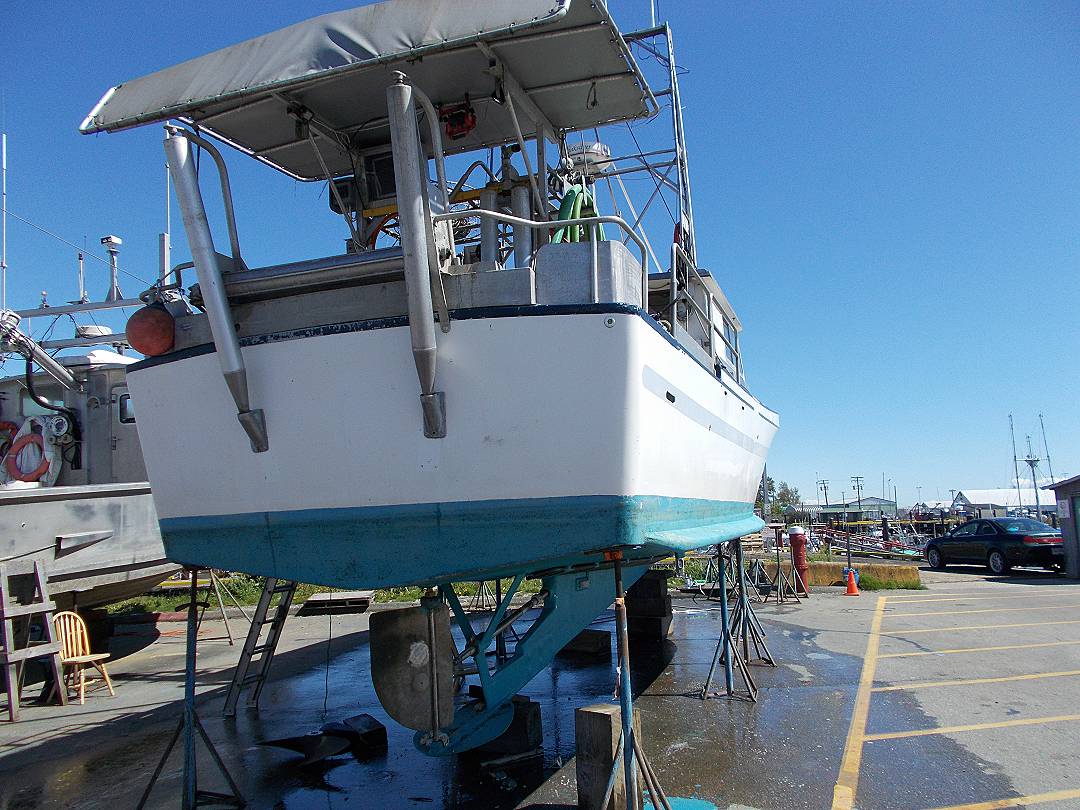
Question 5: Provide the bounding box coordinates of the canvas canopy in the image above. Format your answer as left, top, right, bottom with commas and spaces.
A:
81, 0, 655, 180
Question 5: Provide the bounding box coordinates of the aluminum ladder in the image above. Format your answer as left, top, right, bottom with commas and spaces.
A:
222, 577, 296, 717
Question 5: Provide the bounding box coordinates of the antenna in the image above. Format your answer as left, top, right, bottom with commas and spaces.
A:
1039, 413, 1055, 484
101, 235, 124, 302
2, 132, 7, 311
1009, 414, 1023, 510
71, 252, 89, 304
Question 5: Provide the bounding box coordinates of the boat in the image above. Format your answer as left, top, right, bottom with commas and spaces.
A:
81, 0, 778, 754
0, 301, 177, 609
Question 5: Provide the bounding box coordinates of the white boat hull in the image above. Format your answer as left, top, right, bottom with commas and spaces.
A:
127, 308, 777, 587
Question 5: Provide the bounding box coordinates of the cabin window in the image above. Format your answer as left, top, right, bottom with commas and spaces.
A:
118, 393, 136, 424
20, 390, 63, 418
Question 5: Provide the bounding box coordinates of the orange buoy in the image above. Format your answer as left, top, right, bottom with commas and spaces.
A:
126, 304, 175, 356
5, 433, 50, 482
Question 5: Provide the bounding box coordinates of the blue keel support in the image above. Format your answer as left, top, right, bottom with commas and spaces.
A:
417, 562, 650, 755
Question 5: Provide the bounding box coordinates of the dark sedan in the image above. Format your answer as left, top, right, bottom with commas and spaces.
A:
926, 517, 1063, 575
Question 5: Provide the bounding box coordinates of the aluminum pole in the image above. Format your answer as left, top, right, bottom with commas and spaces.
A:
1, 133, 7, 312
164, 130, 267, 452
387, 74, 444, 438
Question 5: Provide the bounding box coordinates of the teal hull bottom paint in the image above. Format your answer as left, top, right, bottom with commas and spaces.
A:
159, 495, 762, 588
646, 800, 718, 810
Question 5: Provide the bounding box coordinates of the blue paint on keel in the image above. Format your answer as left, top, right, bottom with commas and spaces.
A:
160, 495, 761, 588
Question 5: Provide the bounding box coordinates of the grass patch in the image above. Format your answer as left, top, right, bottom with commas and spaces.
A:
855, 571, 925, 591
103, 574, 544, 615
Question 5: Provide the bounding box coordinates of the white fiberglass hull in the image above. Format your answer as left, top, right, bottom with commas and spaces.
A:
127, 308, 777, 587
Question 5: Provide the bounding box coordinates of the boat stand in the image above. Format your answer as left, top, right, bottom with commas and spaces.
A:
766, 538, 802, 605
699, 544, 757, 702
601, 550, 672, 810
137, 568, 245, 809
207, 571, 251, 646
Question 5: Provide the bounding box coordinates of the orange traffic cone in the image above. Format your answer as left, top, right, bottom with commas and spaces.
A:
845, 569, 860, 596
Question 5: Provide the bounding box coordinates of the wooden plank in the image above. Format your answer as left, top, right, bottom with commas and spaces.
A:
575, 703, 641, 810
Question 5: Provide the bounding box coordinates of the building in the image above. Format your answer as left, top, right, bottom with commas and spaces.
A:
802, 496, 897, 523
1047, 477, 1080, 579
952, 489, 1058, 521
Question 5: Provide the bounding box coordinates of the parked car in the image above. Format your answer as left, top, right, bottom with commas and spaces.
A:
925, 517, 1063, 574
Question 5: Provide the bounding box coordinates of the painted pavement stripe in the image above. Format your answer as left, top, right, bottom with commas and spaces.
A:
865, 713, 1080, 742
878, 639, 1080, 659
872, 669, 1080, 692
887, 592, 1080, 605
830, 595, 887, 810
924, 787, 1080, 809
882, 619, 1080, 636
885, 603, 1080, 619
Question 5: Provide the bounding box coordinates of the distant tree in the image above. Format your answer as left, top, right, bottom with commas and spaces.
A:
775, 482, 801, 511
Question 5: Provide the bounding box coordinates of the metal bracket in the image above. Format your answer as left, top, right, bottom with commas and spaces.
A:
236, 408, 269, 453
421, 392, 446, 439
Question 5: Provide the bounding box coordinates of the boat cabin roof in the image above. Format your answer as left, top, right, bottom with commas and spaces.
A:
80, 0, 656, 180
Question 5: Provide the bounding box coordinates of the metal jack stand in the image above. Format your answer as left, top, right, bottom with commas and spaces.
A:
137, 568, 245, 809
468, 580, 498, 612
766, 537, 801, 605
601, 550, 672, 810
728, 539, 775, 701
699, 544, 757, 702
208, 571, 251, 646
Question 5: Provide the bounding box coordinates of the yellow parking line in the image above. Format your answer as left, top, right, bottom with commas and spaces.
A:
883, 619, 1080, 636
886, 603, 1080, 619
925, 787, 1080, 809
888, 593, 1080, 605
830, 596, 887, 810
879, 639, 1080, 659
865, 713, 1080, 742
872, 669, 1080, 692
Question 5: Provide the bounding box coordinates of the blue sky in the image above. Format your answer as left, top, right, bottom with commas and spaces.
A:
1, 1, 1077, 506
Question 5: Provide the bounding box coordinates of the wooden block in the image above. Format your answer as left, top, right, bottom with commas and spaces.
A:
575, 703, 642, 810
627, 616, 672, 642
625, 594, 672, 618
626, 571, 669, 599
557, 628, 612, 661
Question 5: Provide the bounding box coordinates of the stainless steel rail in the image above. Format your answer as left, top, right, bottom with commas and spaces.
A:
431, 210, 650, 308
670, 242, 741, 376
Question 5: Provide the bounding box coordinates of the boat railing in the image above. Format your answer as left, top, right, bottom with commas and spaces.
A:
670, 242, 741, 378
431, 209, 650, 309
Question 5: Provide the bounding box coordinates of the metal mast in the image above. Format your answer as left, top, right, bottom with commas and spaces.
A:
2, 132, 7, 311
1039, 413, 1056, 484
1023, 435, 1041, 519
1009, 414, 1023, 510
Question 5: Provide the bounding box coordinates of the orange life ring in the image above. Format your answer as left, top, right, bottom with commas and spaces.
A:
5, 433, 50, 482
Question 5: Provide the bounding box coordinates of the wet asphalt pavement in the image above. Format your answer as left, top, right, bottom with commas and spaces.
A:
2, 567, 1078, 809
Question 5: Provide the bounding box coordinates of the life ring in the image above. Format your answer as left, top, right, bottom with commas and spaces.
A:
5, 433, 50, 482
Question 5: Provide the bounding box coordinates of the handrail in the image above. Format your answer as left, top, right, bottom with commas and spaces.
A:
164, 126, 244, 270
670, 242, 740, 374
431, 210, 649, 308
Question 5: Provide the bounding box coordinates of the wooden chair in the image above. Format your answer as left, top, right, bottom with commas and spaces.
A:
52, 611, 114, 704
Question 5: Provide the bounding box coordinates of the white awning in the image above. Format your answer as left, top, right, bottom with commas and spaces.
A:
81, 0, 655, 179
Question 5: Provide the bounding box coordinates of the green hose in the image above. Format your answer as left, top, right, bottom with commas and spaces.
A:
552, 184, 606, 243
